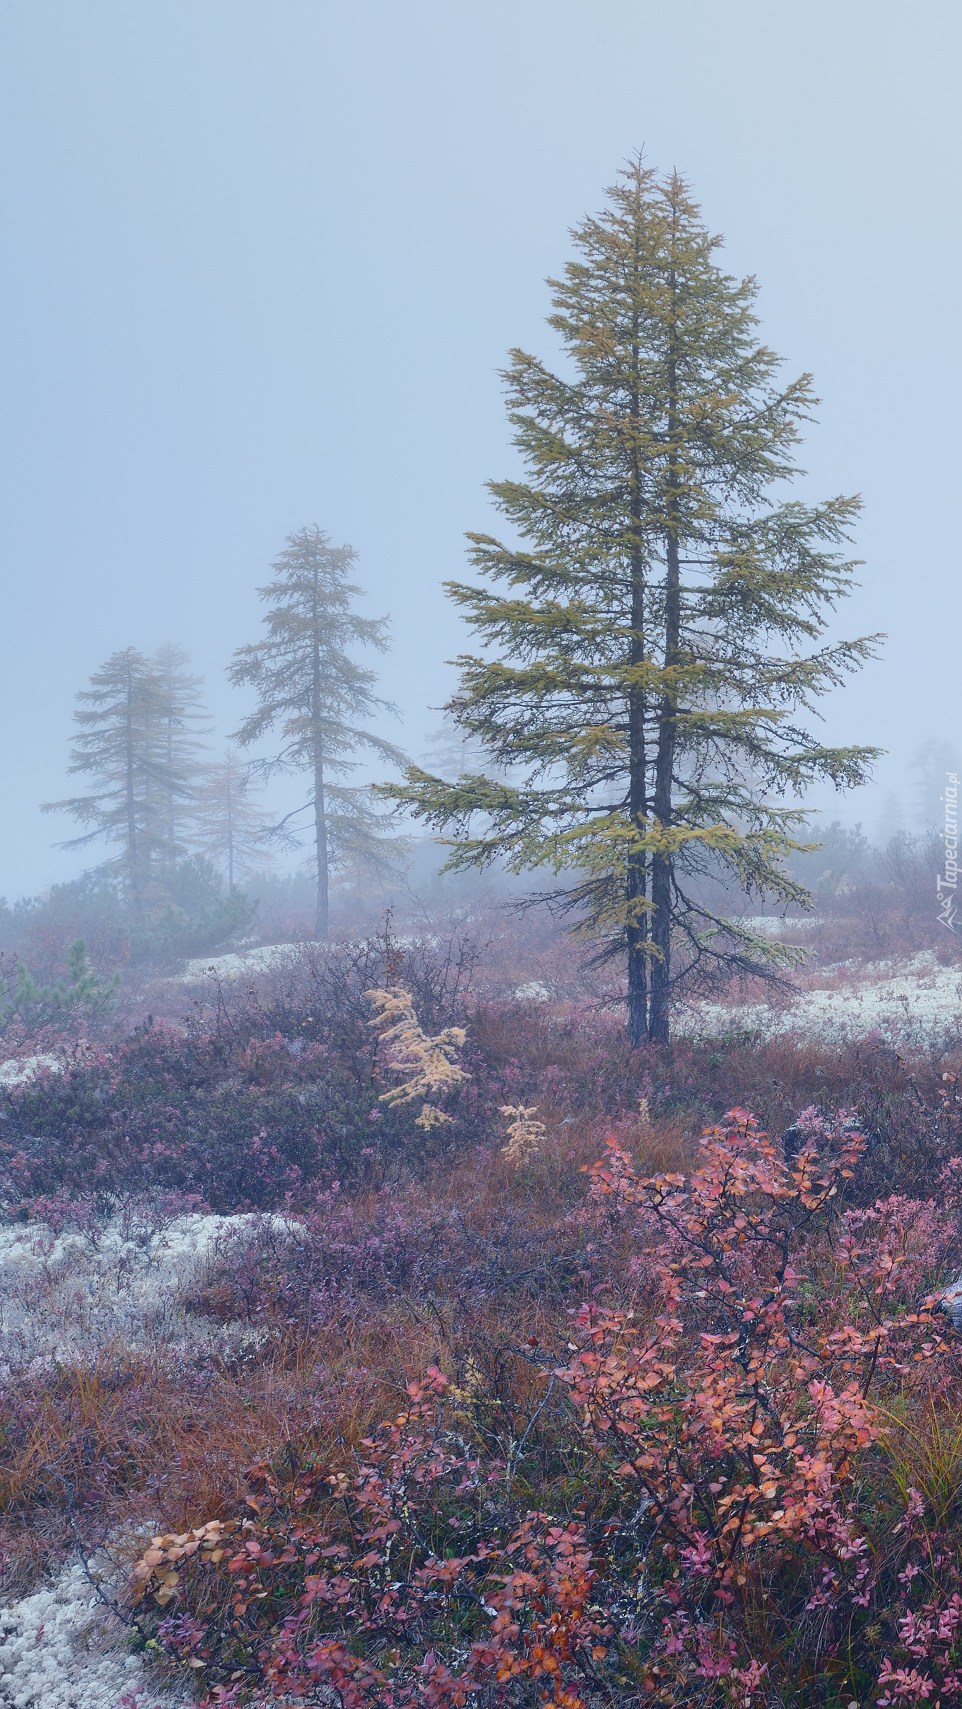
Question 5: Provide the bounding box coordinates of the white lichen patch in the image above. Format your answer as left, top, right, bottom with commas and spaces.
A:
179, 941, 308, 983
0, 1056, 62, 1088
0, 1209, 301, 1368
0, 1558, 187, 1708
0, 1210, 306, 1705
679, 952, 962, 1049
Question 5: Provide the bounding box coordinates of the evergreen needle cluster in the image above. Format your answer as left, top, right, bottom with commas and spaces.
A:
1, 938, 120, 1027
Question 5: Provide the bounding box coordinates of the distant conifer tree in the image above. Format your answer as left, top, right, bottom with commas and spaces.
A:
876, 789, 908, 846
192, 747, 273, 889
43, 648, 188, 908
151, 644, 210, 857
387, 158, 881, 1044
908, 738, 959, 831
43, 646, 210, 911
229, 527, 406, 938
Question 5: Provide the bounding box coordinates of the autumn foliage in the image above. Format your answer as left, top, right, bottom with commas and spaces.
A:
125, 1097, 962, 1707
6, 933, 962, 1703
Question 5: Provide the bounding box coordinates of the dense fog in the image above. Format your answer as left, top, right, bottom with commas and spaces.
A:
3, 11, 962, 1709
1, 0, 960, 901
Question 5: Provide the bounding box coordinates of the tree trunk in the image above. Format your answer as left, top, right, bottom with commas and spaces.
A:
312, 594, 329, 940
125, 679, 140, 914
626, 289, 649, 1048
226, 756, 235, 890
649, 537, 677, 1045
165, 683, 175, 853
626, 881, 649, 1045
649, 258, 681, 1046
314, 757, 329, 938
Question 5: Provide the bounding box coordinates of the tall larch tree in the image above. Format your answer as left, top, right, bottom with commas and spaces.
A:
229, 527, 406, 938
386, 159, 881, 1044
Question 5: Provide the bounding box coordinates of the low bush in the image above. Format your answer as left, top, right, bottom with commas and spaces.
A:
0, 858, 259, 982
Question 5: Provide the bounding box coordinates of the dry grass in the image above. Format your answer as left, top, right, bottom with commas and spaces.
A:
876, 1388, 962, 1532
0, 1317, 440, 1591
0, 1110, 680, 1594
0, 1063, 701, 1600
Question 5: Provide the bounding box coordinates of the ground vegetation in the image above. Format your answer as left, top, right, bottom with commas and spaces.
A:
0, 917, 960, 1707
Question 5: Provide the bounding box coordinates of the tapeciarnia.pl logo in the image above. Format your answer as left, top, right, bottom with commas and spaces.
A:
938, 771, 958, 931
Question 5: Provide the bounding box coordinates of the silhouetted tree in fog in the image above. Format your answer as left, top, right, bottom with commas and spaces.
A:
229, 527, 406, 938
192, 748, 274, 889
43, 649, 189, 908
909, 738, 960, 831
43, 647, 211, 911
152, 644, 210, 856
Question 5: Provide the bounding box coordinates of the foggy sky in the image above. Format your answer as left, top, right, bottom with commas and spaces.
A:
1, 0, 957, 897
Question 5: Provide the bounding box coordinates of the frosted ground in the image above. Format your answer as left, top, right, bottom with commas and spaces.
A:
679, 948, 962, 1051
0, 1210, 300, 1708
